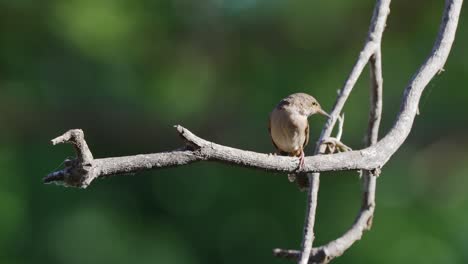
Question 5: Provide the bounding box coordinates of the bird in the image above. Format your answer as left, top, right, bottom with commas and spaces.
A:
268, 93, 329, 189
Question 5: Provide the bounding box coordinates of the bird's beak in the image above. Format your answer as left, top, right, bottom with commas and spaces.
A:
318, 109, 330, 118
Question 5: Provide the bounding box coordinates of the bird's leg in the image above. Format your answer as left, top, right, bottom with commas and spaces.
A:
291, 149, 309, 190
298, 149, 305, 171
288, 149, 306, 183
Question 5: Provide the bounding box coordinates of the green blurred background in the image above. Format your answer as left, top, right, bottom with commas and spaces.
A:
0, 0, 467, 263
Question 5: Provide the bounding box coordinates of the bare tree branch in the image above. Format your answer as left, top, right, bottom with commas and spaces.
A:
368, 49, 383, 145
44, 0, 463, 262
45, 129, 95, 187
274, 0, 462, 262
44, 125, 381, 187
297, 1, 391, 263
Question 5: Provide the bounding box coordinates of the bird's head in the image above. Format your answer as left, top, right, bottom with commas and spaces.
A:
286, 93, 330, 118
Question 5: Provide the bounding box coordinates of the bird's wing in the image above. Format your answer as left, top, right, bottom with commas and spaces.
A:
303, 122, 310, 149
268, 114, 284, 154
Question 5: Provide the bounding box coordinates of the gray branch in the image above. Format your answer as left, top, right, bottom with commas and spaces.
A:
44, 125, 382, 187
44, 0, 463, 262
298, 1, 391, 263
275, 0, 463, 262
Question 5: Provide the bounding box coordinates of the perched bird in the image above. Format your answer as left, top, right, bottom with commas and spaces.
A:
268, 93, 329, 189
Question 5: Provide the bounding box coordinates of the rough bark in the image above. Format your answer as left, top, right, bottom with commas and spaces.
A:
44, 0, 463, 262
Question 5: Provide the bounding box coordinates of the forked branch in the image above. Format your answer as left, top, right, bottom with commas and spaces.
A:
296, 1, 390, 263
274, 0, 462, 262
44, 0, 463, 263
44, 125, 381, 187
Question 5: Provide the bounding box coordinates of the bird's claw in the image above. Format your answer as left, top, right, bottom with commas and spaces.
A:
321, 137, 352, 154
297, 150, 306, 172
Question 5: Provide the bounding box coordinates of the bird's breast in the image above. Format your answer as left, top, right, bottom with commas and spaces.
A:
270, 108, 308, 154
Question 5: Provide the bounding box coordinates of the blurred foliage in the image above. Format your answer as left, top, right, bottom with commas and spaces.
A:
0, 0, 467, 263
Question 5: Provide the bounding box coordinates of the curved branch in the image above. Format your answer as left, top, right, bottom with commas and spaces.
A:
52, 129, 94, 163
275, 0, 463, 262
298, 1, 391, 263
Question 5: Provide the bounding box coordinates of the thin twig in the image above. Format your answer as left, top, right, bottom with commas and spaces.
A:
336, 114, 345, 141
307, 27, 385, 263
297, 1, 391, 263
45, 129, 96, 187
51, 129, 93, 164
368, 49, 383, 145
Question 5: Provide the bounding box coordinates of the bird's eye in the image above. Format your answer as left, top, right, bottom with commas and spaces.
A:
312, 102, 317, 106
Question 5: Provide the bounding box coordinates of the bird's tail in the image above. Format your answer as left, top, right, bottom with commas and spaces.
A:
288, 173, 309, 191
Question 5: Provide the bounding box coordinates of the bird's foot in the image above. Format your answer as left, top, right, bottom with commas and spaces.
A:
298, 150, 305, 171
321, 137, 352, 154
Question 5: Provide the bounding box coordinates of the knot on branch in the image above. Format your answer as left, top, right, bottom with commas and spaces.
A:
370, 167, 382, 177
43, 129, 97, 188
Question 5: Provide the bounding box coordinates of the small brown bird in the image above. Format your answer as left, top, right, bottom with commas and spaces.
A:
268, 93, 329, 187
